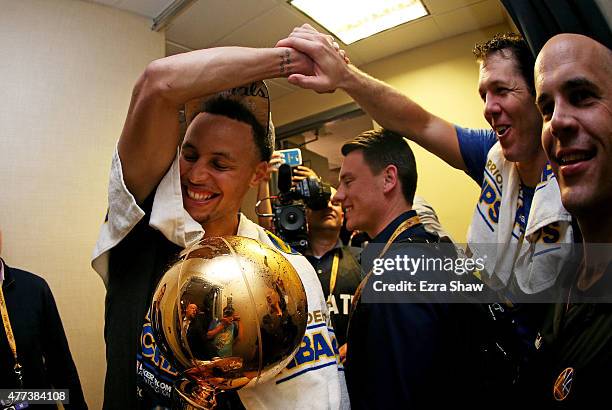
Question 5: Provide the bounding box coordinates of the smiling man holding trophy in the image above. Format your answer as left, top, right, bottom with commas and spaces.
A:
91, 45, 348, 409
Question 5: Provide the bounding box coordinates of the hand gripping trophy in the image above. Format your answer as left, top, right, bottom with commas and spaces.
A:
150, 236, 308, 409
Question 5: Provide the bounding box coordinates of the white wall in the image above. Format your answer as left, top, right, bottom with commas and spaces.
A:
0, 0, 164, 407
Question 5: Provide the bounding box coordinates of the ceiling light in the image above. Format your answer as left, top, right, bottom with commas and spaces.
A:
289, 0, 429, 45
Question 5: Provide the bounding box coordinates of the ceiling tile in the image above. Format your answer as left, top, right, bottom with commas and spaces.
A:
88, 0, 121, 6
165, 0, 278, 49
164, 0, 366, 65
348, 17, 443, 64
424, 0, 484, 15
212, 4, 307, 48
165, 41, 191, 56
118, 0, 173, 18
266, 79, 298, 101
433, 0, 505, 38
89, 0, 173, 19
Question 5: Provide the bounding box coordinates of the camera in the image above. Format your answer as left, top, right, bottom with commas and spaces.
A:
273, 164, 332, 251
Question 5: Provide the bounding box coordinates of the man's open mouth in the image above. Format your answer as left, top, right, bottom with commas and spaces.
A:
186, 189, 220, 201
495, 125, 510, 139
556, 149, 596, 166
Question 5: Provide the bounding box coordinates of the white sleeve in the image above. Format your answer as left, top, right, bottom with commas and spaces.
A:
91, 146, 204, 286
91, 146, 146, 286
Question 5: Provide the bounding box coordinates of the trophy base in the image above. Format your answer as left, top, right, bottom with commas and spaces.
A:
174, 378, 217, 410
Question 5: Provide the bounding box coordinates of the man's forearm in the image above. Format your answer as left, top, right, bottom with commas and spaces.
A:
145, 47, 301, 105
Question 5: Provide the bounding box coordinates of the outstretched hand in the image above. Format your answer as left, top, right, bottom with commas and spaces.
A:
276, 24, 351, 93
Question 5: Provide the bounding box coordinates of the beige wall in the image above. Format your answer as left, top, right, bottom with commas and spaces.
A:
0, 0, 164, 408
272, 24, 510, 242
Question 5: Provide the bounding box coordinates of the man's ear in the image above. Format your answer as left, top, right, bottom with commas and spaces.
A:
382, 164, 399, 194
249, 161, 269, 188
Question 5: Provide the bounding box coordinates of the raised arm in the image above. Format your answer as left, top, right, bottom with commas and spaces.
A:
257, 152, 283, 230
276, 25, 467, 171
119, 47, 313, 203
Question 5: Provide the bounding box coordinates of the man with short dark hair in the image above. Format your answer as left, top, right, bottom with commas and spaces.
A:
333, 129, 485, 408
529, 32, 612, 405
278, 27, 574, 298
336, 130, 419, 236
91, 46, 348, 409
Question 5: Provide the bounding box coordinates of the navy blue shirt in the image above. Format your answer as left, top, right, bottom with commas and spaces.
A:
456, 125, 534, 229
345, 211, 486, 409
0, 262, 88, 409
370, 210, 437, 244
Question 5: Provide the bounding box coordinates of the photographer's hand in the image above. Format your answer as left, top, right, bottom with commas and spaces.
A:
292, 165, 318, 185
265, 152, 283, 182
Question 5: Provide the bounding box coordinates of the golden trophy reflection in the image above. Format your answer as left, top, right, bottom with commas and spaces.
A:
150, 236, 308, 409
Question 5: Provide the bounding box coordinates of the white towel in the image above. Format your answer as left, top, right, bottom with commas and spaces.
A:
149, 150, 204, 249
467, 143, 573, 294
91, 148, 205, 286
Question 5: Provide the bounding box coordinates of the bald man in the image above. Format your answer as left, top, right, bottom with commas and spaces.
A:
527, 33, 612, 405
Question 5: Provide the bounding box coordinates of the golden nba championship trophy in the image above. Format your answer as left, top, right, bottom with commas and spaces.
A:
150, 236, 308, 409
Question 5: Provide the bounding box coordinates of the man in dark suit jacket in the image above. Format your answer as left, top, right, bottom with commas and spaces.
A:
0, 229, 87, 409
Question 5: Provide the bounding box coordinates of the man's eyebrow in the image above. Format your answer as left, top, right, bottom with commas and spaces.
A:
339, 172, 353, 181
211, 151, 233, 160
562, 77, 600, 93
181, 144, 234, 160
478, 79, 508, 94
537, 77, 600, 107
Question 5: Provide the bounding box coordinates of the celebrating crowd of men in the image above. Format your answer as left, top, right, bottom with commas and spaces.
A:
96, 24, 611, 409
1, 11, 609, 410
